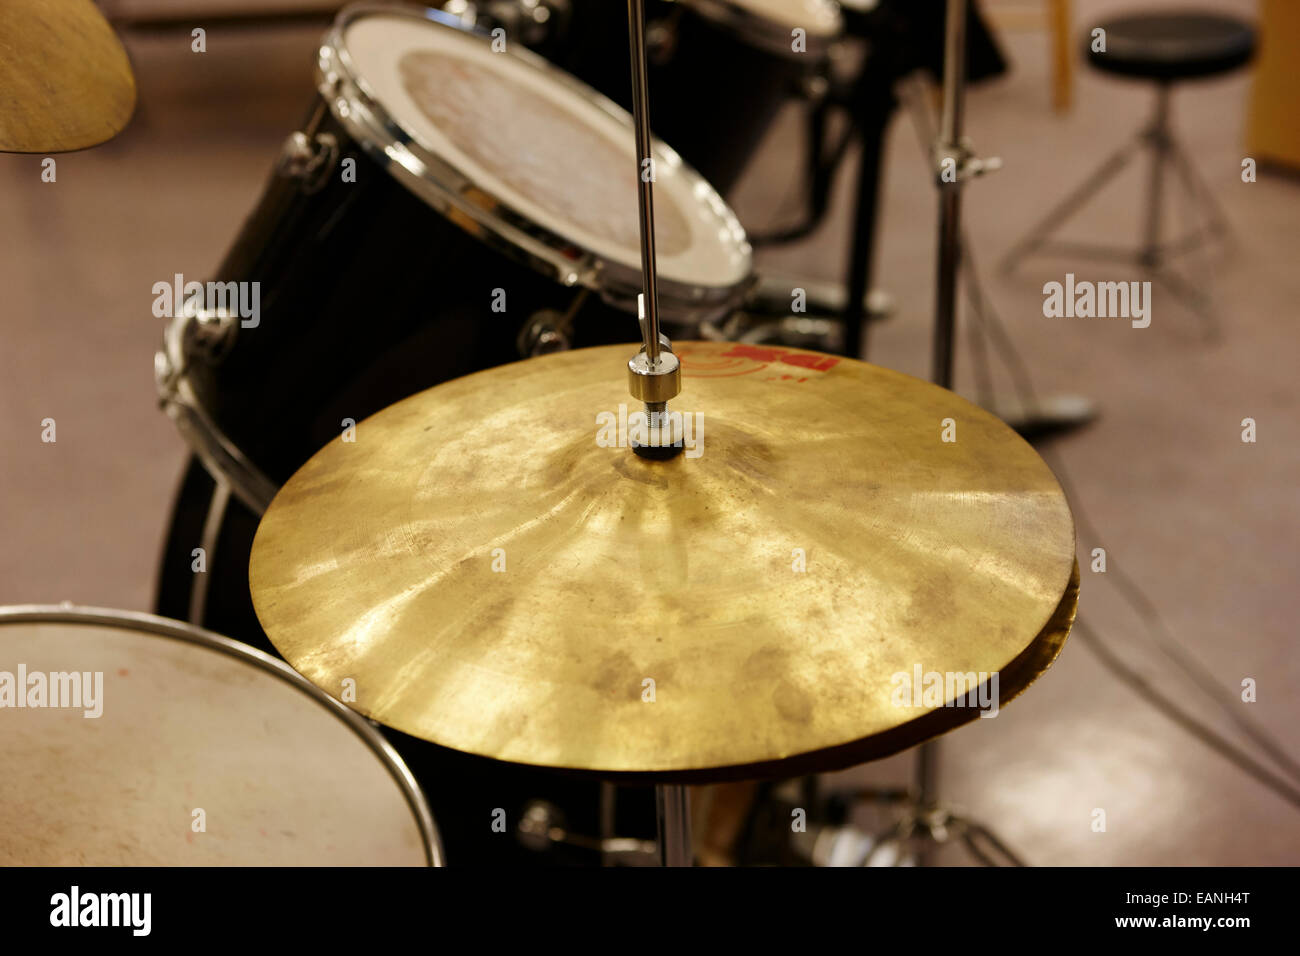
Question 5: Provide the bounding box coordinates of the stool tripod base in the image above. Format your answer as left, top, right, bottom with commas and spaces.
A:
985, 393, 1099, 441
999, 84, 1231, 338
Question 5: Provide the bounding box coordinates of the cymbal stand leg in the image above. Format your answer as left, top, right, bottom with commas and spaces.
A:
914, 735, 941, 867
656, 784, 693, 867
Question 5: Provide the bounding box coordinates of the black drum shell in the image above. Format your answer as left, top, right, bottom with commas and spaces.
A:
185, 105, 631, 487
551, 0, 818, 194
161, 102, 655, 865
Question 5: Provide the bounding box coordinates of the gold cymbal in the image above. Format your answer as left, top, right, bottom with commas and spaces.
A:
0, 0, 136, 153
250, 341, 1077, 782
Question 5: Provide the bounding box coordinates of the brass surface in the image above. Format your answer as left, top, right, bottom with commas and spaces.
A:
0, 0, 136, 153
250, 342, 1078, 781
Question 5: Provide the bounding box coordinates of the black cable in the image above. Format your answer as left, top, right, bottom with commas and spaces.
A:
1075, 619, 1300, 809
1046, 454, 1300, 789
960, 207, 1300, 793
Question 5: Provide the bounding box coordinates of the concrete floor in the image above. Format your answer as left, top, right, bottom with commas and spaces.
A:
1, 0, 1295, 865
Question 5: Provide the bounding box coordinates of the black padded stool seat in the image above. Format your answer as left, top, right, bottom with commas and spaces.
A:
1086, 10, 1256, 81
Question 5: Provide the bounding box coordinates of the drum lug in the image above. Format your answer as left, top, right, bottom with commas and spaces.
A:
182, 306, 240, 364
517, 309, 573, 358
156, 304, 234, 393
276, 130, 339, 194
646, 17, 677, 64
801, 72, 830, 103
443, 1, 569, 47
153, 348, 179, 397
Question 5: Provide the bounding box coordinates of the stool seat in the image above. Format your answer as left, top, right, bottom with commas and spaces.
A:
1086, 10, 1255, 82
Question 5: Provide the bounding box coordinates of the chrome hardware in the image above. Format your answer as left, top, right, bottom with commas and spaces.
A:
933, 137, 1002, 187
517, 800, 658, 865
442, 0, 569, 47
182, 306, 241, 364
316, 4, 753, 325
645, 16, 677, 64
155, 307, 279, 516
516, 309, 573, 357
627, 348, 680, 406
277, 130, 339, 193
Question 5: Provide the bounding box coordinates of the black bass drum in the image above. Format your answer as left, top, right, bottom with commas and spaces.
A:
155, 3, 751, 865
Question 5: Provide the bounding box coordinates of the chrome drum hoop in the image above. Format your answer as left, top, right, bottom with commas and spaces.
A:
155, 309, 278, 515
317, 2, 755, 323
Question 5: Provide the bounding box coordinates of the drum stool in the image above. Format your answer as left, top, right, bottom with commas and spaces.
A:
1000, 9, 1256, 332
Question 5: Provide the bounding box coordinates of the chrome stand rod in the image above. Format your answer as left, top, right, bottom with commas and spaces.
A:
626, 0, 661, 365
918, 0, 969, 868
655, 784, 692, 867
932, 0, 967, 390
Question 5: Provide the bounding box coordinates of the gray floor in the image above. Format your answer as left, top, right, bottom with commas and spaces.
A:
1, 1, 1295, 864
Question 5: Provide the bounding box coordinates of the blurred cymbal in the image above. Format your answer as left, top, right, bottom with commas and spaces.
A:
250, 341, 1077, 782
0, 0, 136, 153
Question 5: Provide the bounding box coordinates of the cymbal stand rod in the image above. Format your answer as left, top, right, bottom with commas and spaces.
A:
916, 0, 972, 867
656, 784, 693, 867
627, 0, 660, 365
624, 0, 682, 456
933, 0, 967, 391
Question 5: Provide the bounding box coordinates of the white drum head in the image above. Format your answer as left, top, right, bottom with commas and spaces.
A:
337, 10, 751, 296
0, 611, 433, 866
687, 0, 844, 55
722, 0, 842, 36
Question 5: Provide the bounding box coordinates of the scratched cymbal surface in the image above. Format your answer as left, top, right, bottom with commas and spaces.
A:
250, 341, 1077, 781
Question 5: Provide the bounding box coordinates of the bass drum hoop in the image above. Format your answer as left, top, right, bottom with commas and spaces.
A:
155, 308, 278, 515
0, 604, 444, 867
318, 2, 754, 322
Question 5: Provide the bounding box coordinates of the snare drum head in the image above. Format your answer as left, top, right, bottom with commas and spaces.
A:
328, 7, 751, 308
0, 611, 431, 865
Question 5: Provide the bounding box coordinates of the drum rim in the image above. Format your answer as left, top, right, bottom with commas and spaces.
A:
318, 2, 754, 321
156, 316, 278, 515
686, 0, 845, 58
0, 603, 444, 867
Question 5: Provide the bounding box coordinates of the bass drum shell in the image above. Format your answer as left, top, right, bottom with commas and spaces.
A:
184, 105, 634, 488
159, 103, 657, 866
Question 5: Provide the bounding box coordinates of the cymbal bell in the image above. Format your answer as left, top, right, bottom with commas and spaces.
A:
0, 0, 136, 153
250, 341, 1077, 782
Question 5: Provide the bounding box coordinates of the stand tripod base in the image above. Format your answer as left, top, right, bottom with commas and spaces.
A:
984, 393, 1098, 441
